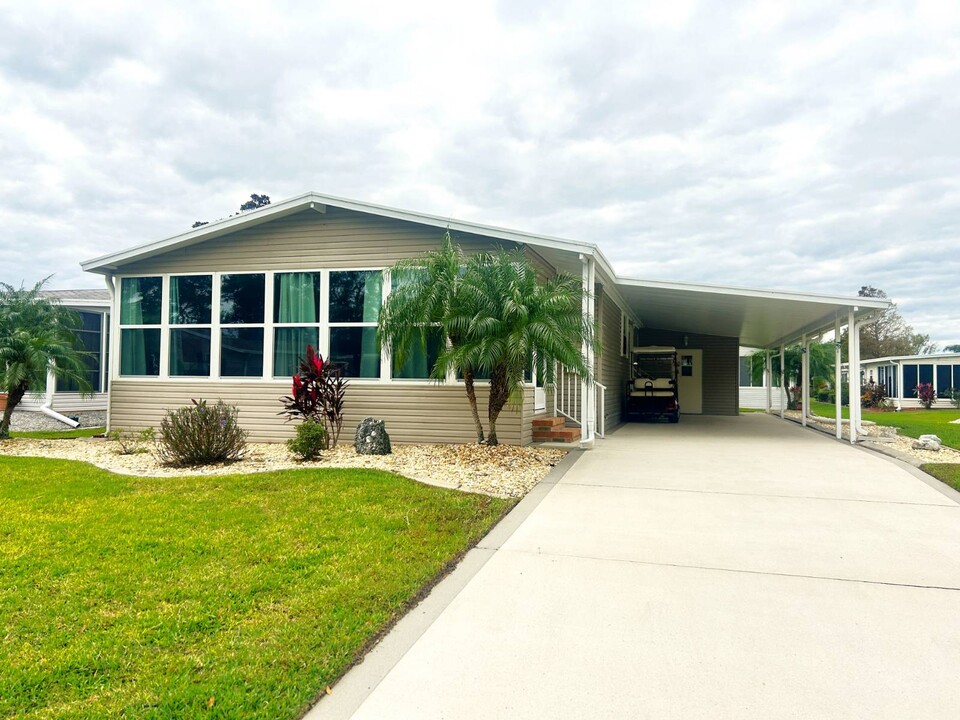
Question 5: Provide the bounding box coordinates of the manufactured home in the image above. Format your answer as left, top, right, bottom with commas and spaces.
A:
79, 192, 889, 446
858, 353, 960, 409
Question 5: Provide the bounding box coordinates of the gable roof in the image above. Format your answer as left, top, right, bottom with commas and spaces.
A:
79, 191, 890, 349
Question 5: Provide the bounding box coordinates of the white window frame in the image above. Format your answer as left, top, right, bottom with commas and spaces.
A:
167, 272, 215, 378
218, 271, 268, 380
116, 275, 164, 378
114, 267, 458, 385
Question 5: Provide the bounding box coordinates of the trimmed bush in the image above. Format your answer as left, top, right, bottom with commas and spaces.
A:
287, 420, 327, 461
156, 399, 247, 467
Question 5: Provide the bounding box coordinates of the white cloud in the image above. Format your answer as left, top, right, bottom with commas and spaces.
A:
0, 0, 957, 345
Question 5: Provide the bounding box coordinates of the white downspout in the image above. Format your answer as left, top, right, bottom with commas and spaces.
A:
104, 273, 116, 433
41, 363, 79, 428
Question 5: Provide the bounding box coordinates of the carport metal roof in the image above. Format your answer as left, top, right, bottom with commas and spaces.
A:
613, 278, 890, 350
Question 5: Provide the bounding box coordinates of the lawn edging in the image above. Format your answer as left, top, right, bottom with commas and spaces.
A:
303, 448, 585, 720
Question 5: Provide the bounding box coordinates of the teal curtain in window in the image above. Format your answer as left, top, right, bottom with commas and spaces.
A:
274, 273, 319, 376
120, 280, 144, 325
277, 273, 318, 323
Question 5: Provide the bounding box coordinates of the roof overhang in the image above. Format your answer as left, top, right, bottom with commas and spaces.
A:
81, 191, 599, 274
80, 190, 891, 348
615, 278, 890, 349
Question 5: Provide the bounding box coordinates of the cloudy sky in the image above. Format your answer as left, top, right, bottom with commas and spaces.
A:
2, 0, 958, 345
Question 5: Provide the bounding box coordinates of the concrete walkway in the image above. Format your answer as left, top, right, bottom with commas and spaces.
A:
311, 414, 960, 719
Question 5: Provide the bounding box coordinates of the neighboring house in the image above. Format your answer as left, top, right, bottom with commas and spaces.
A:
79, 192, 888, 446
19, 289, 111, 421
738, 347, 786, 411
857, 353, 960, 409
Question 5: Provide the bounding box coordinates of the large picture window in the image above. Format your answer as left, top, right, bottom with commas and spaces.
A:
169, 275, 212, 377
119, 276, 162, 376
273, 272, 321, 377
115, 269, 394, 382
329, 270, 381, 378
221, 273, 265, 377
57, 311, 105, 392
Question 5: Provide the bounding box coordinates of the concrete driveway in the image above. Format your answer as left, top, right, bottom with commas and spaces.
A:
312, 414, 960, 719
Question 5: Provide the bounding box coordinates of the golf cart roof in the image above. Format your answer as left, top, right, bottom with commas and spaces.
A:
631, 346, 677, 354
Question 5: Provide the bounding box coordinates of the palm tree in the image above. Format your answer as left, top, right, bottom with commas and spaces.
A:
750, 342, 836, 409
378, 232, 488, 443
451, 249, 592, 445
0, 279, 93, 438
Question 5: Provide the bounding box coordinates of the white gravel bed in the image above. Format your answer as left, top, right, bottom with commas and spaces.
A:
777, 410, 960, 464
9, 409, 106, 432
0, 438, 567, 499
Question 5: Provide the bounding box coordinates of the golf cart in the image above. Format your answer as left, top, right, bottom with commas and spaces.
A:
624, 346, 680, 423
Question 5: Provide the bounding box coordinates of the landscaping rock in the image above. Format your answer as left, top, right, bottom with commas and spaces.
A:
913, 434, 942, 451
354, 417, 392, 455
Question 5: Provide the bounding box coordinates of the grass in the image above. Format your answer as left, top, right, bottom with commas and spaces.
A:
0, 457, 512, 719
738, 408, 765, 413
809, 400, 850, 419
10, 427, 105, 439
808, 400, 960, 450
921, 464, 960, 492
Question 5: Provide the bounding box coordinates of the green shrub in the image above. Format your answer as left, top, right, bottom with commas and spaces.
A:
287, 420, 327, 461
156, 399, 247, 467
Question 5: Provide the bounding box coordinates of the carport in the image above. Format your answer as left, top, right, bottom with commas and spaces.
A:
574, 263, 890, 446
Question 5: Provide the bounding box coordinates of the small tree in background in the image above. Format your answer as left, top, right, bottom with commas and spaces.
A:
0, 279, 93, 438
240, 194, 271, 211
279, 345, 347, 448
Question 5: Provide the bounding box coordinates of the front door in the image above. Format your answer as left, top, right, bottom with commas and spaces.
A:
678, 349, 703, 414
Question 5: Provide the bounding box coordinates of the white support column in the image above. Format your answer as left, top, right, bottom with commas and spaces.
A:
801, 334, 809, 427
834, 316, 842, 440
779, 344, 786, 420
847, 309, 858, 444
579, 255, 596, 449
765, 350, 772, 412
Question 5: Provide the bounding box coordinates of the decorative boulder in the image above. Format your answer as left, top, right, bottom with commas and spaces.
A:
913, 434, 942, 452
355, 417, 392, 455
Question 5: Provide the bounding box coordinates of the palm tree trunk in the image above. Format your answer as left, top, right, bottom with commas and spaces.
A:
463, 369, 485, 443
487, 366, 511, 446
0, 385, 26, 439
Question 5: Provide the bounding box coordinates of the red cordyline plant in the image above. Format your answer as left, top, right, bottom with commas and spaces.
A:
279, 345, 347, 448
915, 382, 936, 409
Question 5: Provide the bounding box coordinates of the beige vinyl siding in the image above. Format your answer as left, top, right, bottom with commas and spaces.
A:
120, 207, 511, 275
109, 380, 525, 445
633, 329, 739, 415
599, 290, 628, 432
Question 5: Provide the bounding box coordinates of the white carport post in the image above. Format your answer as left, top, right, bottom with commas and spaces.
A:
834, 316, 842, 440
779, 344, 786, 420
764, 350, 772, 412
801, 334, 809, 428
579, 254, 596, 449
847, 309, 858, 444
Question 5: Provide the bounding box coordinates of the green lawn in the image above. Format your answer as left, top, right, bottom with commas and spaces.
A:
0, 457, 511, 719
808, 401, 960, 450
10, 427, 105, 439
922, 464, 960, 492
809, 400, 850, 419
